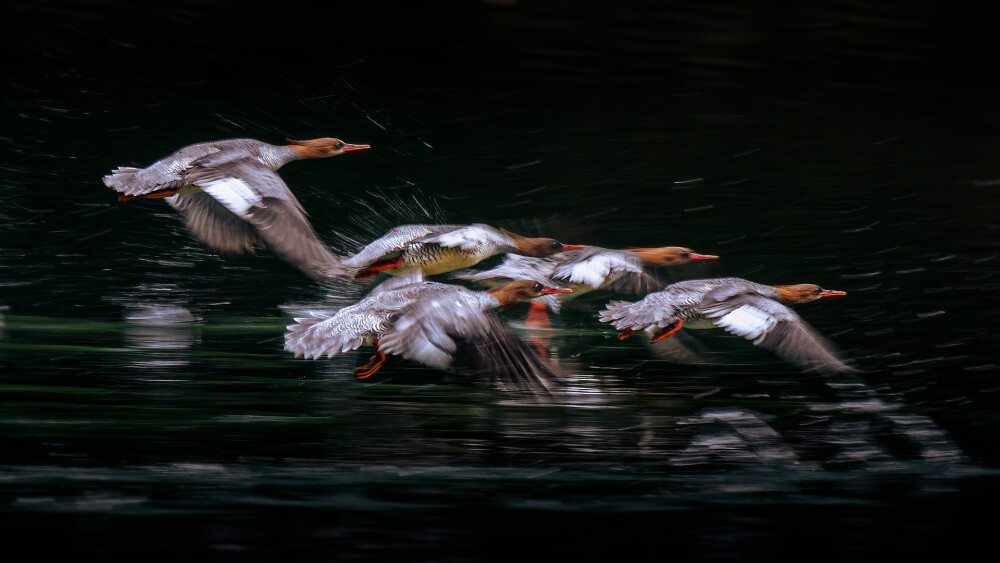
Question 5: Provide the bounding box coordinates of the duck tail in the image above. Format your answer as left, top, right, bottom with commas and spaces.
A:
103, 167, 141, 191
103, 167, 147, 201
597, 299, 634, 326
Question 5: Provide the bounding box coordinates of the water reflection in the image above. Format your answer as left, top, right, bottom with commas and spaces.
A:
671, 408, 799, 466
118, 286, 202, 370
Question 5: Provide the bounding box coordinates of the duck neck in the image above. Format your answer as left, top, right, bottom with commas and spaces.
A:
771, 285, 800, 304
500, 229, 546, 256
486, 285, 518, 309
262, 145, 302, 169
625, 247, 664, 265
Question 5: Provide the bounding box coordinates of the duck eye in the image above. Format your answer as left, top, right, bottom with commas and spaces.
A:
814, 288, 823, 295
550, 241, 561, 249
335, 141, 345, 149
680, 252, 690, 258
533, 283, 543, 292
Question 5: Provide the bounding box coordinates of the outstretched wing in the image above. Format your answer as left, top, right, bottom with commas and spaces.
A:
600, 270, 664, 297
599, 291, 684, 332
183, 161, 346, 279
417, 224, 510, 251
553, 247, 661, 296
284, 303, 394, 360
342, 224, 445, 268
699, 293, 855, 374
451, 254, 555, 284
378, 292, 560, 396
166, 191, 262, 257
454, 314, 562, 397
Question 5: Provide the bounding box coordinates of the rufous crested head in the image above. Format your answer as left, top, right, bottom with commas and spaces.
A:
625, 246, 719, 266
286, 137, 370, 159
772, 284, 847, 304
487, 279, 573, 309
501, 229, 586, 258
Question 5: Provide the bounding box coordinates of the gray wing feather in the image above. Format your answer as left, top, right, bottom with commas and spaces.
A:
378, 290, 490, 368
454, 314, 561, 397
284, 313, 369, 360
103, 166, 185, 197
104, 139, 278, 197
600, 271, 665, 297
700, 294, 855, 374
166, 192, 261, 257
553, 247, 662, 296
450, 256, 567, 312
103, 142, 229, 197
598, 290, 684, 331
378, 290, 559, 396
342, 224, 439, 267
184, 162, 345, 279
366, 271, 426, 296
243, 199, 347, 279
452, 254, 556, 284
284, 295, 400, 359
418, 224, 510, 251
187, 147, 256, 172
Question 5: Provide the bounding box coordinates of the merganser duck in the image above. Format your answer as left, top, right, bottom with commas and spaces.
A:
598, 277, 854, 374
342, 223, 586, 279
453, 246, 719, 312
283, 279, 573, 395
103, 137, 369, 280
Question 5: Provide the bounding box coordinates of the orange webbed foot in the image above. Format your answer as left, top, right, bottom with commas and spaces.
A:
617, 328, 637, 341
353, 338, 387, 379
650, 319, 684, 343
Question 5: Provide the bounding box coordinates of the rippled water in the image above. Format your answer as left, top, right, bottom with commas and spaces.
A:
2, 1, 999, 560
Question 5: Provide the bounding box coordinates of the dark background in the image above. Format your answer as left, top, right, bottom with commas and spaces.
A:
3, 1, 1000, 561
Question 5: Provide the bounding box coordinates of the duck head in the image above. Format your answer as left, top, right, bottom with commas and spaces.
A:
502, 230, 586, 257
488, 279, 572, 309
773, 284, 846, 304
286, 137, 370, 159
626, 246, 719, 266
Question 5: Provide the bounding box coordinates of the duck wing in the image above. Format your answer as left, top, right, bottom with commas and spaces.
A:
182, 161, 346, 279
378, 291, 560, 396
284, 310, 371, 360
102, 143, 235, 197
283, 288, 418, 360
552, 248, 661, 296
451, 254, 555, 284
599, 287, 688, 332
343, 224, 463, 268
416, 223, 510, 251
103, 166, 187, 198
600, 270, 664, 297
455, 314, 562, 398
451, 255, 564, 312
166, 191, 262, 257
699, 292, 855, 374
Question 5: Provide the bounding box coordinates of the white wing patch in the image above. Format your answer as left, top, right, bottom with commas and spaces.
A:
201, 177, 261, 217
425, 225, 504, 250
713, 304, 777, 343
564, 255, 614, 288
388, 299, 456, 368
